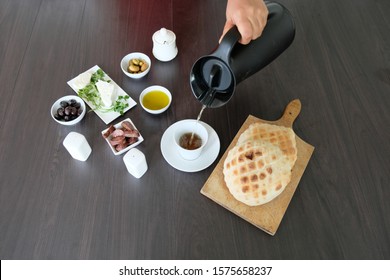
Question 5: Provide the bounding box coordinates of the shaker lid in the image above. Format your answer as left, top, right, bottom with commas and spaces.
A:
153, 28, 176, 45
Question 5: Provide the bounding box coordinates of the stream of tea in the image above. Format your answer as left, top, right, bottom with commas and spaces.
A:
178, 104, 207, 150
189, 104, 207, 146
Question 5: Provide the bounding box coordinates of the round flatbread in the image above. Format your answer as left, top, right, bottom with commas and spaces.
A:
223, 140, 293, 206
238, 122, 297, 166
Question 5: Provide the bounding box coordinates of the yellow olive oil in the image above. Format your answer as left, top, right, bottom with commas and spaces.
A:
142, 90, 170, 110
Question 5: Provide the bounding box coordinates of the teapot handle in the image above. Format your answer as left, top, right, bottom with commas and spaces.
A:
214, 1, 295, 68
213, 26, 241, 63
229, 2, 295, 83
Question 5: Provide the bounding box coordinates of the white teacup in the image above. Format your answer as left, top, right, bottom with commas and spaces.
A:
173, 120, 208, 161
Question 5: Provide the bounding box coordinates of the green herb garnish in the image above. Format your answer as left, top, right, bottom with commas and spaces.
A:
113, 95, 130, 115
91, 68, 105, 83
77, 69, 129, 114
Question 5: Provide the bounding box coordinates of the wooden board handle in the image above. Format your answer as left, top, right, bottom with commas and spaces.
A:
278, 99, 301, 127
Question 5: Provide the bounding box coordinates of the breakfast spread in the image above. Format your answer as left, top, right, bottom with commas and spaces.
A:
53, 30, 308, 232
57, 15, 301, 226
223, 123, 297, 206
52, 8, 305, 232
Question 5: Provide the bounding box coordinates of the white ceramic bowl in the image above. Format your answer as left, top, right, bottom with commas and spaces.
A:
101, 118, 144, 156
139, 85, 172, 114
120, 52, 151, 79
51, 95, 86, 126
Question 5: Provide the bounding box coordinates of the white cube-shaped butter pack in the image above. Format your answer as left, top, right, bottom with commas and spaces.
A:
63, 132, 92, 161
123, 148, 148, 178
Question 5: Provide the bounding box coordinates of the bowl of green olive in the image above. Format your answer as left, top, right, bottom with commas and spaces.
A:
120, 52, 151, 79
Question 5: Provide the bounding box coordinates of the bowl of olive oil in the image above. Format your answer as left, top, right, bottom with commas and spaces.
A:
139, 85, 172, 114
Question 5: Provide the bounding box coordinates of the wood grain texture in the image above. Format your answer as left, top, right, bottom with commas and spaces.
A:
0, 0, 389, 259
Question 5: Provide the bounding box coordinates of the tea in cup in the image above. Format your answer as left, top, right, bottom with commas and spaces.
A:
173, 120, 208, 160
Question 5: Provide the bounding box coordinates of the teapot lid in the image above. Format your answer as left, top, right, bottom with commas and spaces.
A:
153, 28, 176, 45
190, 56, 236, 108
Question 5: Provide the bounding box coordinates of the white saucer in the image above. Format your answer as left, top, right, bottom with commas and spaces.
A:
160, 120, 220, 172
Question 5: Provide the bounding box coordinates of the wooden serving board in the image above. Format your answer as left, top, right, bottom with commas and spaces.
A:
200, 99, 314, 235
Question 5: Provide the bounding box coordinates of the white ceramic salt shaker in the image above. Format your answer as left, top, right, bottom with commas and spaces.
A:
123, 148, 148, 178
63, 132, 92, 161
152, 27, 178, 62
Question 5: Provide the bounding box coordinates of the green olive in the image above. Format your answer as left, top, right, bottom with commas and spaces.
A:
128, 64, 140, 73
131, 58, 140, 65
141, 62, 148, 72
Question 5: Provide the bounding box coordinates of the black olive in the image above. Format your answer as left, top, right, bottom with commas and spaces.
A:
70, 107, 77, 115
54, 98, 83, 122
69, 99, 77, 106
64, 106, 72, 116
57, 107, 65, 116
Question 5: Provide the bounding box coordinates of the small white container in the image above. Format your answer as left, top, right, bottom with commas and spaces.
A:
123, 148, 148, 178
139, 85, 172, 114
63, 132, 92, 161
120, 52, 151, 79
51, 95, 86, 126
101, 118, 144, 156
173, 120, 208, 161
152, 28, 178, 62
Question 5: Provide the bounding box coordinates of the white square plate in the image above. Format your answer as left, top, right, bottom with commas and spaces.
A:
67, 65, 136, 124
101, 118, 144, 155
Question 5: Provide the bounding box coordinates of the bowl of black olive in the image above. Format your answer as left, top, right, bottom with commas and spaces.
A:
51, 95, 86, 125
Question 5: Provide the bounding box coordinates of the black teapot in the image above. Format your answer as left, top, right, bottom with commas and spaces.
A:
190, 1, 295, 108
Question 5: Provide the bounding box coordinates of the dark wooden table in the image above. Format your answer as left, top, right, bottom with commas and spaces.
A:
1, 0, 389, 259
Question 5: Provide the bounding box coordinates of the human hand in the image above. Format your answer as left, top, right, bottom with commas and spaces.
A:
221, 0, 268, 45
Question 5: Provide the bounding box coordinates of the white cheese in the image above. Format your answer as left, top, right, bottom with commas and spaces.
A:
96, 80, 117, 107
73, 72, 92, 90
